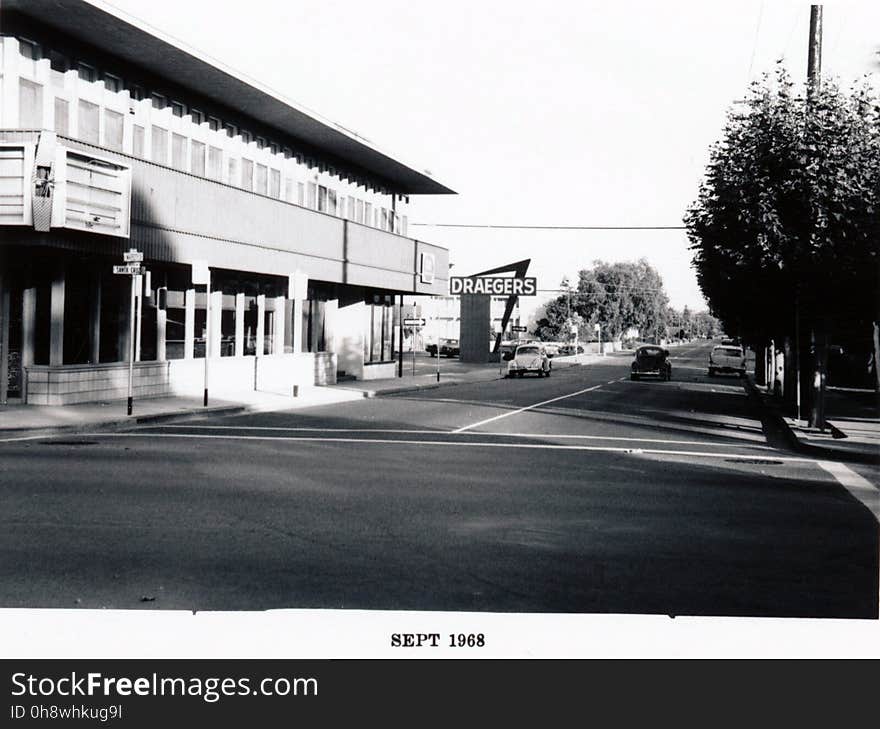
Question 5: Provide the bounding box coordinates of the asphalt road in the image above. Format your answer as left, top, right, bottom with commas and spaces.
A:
0, 341, 876, 617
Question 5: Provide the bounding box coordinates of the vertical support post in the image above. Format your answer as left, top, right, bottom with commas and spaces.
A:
273, 295, 285, 356
0, 269, 9, 406
49, 263, 65, 366
256, 294, 266, 357
203, 272, 210, 407
210, 289, 222, 359
89, 271, 101, 364
127, 274, 136, 415
235, 292, 245, 357
22, 287, 36, 369
134, 274, 143, 362
397, 295, 404, 378
184, 288, 195, 360
156, 302, 166, 362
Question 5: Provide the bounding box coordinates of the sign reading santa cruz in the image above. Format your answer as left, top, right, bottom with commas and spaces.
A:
449, 276, 537, 296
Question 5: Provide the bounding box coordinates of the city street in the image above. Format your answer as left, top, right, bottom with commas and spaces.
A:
0, 340, 876, 618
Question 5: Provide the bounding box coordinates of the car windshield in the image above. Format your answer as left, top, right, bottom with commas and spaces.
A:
517, 346, 540, 355
637, 348, 664, 357
715, 347, 743, 356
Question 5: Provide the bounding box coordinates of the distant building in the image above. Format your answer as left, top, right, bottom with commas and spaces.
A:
416, 295, 524, 349
0, 0, 453, 405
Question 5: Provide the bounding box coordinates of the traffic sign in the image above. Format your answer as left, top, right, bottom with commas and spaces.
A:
403, 318, 426, 327
113, 264, 142, 275
511, 325, 527, 333
123, 250, 143, 263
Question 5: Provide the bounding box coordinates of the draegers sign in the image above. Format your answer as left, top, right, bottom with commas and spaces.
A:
449, 276, 537, 296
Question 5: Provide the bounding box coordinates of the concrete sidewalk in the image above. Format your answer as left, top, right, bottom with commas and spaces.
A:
747, 379, 880, 464
0, 353, 618, 437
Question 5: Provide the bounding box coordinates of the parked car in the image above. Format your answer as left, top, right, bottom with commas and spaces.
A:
559, 344, 585, 356
630, 346, 672, 381
507, 344, 552, 378
708, 345, 746, 376
439, 338, 460, 357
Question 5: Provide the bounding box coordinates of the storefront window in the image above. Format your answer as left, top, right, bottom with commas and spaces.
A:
364, 300, 393, 363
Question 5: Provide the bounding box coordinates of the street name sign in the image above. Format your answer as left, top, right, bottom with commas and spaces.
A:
113, 264, 142, 275
449, 276, 537, 296
123, 250, 143, 263
403, 318, 426, 327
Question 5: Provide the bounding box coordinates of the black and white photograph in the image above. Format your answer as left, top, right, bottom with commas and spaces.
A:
0, 0, 878, 667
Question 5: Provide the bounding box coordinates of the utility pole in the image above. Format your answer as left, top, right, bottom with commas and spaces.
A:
803, 4, 825, 429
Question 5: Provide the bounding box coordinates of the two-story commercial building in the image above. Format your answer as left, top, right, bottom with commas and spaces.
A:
0, 0, 452, 406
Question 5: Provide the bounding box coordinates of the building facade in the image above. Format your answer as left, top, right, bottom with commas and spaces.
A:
0, 0, 452, 405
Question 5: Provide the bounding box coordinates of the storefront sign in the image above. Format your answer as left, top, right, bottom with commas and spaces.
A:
449, 276, 537, 296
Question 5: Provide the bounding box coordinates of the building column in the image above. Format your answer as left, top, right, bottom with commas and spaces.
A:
0, 268, 9, 405
323, 299, 338, 356
292, 297, 304, 355
273, 295, 285, 356
21, 287, 36, 368
117, 280, 131, 363
184, 288, 195, 360
88, 271, 101, 364
49, 264, 65, 366
235, 293, 244, 357
255, 294, 266, 357
210, 289, 222, 358
156, 304, 167, 362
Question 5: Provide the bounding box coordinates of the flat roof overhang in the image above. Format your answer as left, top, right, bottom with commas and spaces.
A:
2, 0, 455, 195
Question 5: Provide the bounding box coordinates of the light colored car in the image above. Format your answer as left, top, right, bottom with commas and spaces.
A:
708, 345, 746, 376
507, 344, 551, 378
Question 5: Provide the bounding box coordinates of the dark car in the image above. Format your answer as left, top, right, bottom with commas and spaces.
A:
630, 346, 671, 381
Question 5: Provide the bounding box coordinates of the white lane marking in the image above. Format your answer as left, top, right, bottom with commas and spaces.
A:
77, 431, 816, 462
817, 461, 880, 520
452, 381, 614, 434
149, 426, 446, 434
0, 434, 61, 444
144, 424, 774, 450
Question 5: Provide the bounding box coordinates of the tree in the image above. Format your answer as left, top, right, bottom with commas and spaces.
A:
572, 259, 671, 343
685, 67, 880, 424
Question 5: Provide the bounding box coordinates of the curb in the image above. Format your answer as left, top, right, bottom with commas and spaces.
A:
0, 404, 249, 439
743, 376, 879, 465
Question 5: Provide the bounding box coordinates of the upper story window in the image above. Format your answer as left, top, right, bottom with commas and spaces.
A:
151, 92, 166, 110
18, 38, 40, 75
224, 122, 237, 139
208, 116, 221, 131
127, 83, 145, 101
240, 130, 252, 145
282, 147, 292, 159
171, 100, 186, 118
256, 136, 266, 150
270, 142, 279, 156
77, 62, 97, 83
103, 73, 123, 93
49, 51, 69, 87
190, 108, 204, 126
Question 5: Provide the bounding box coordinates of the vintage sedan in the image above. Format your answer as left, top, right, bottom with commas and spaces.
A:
507, 344, 552, 378
630, 346, 672, 381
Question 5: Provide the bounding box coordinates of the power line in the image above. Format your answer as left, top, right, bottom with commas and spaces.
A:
410, 223, 687, 230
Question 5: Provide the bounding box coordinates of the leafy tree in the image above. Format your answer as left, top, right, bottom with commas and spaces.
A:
685, 67, 880, 423
572, 259, 670, 343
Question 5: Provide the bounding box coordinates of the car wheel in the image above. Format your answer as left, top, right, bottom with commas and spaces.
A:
518, 372, 524, 378
545, 367, 551, 377
630, 373, 639, 381
708, 368, 715, 377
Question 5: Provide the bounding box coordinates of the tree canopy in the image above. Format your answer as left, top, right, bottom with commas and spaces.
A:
685, 67, 880, 349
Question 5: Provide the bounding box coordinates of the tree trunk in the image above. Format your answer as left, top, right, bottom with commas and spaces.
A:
808, 324, 827, 431
783, 335, 795, 406
755, 343, 766, 386
873, 322, 880, 392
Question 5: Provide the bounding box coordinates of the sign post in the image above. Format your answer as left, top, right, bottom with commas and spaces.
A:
403, 318, 425, 377
595, 323, 602, 356
114, 249, 144, 415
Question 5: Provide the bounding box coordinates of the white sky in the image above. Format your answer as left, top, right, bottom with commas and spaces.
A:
105, 0, 880, 315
